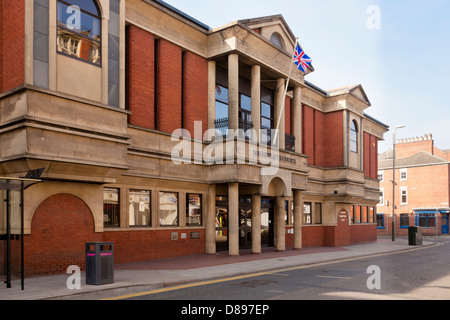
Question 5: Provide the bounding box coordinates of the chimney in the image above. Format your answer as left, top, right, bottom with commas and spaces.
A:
396, 134, 434, 159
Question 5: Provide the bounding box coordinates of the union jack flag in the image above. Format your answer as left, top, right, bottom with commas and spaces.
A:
293, 43, 312, 74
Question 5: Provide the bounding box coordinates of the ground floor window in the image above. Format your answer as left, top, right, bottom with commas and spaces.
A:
186, 194, 202, 226
377, 213, 385, 229
417, 213, 436, 228
104, 188, 120, 228
400, 214, 410, 228
159, 192, 179, 226
303, 202, 312, 225
352, 205, 376, 224
369, 207, 375, 223
129, 190, 151, 227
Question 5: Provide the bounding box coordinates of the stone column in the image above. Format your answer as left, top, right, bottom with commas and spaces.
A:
228, 182, 239, 256
208, 60, 217, 136
206, 184, 216, 254
251, 194, 262, 254
274, 78, 286, 149
293, 86, 302, 153
275, 196, 286, 252
228, 54, 239, 131
293, 190, 303, 250
251, 65, 261, 143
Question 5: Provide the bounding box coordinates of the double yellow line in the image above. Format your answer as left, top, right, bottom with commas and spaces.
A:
103, 272, 270, 300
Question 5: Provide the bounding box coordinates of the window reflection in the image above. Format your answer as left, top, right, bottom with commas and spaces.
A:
159, 192, 179, 226
186, 194, 202, 226
57, 0, 101, 65
129, 190, 151, 227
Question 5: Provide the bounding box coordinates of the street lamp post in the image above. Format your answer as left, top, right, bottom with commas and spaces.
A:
392, 125, 405, 241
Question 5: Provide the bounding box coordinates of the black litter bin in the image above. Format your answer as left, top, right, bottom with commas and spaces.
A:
408, 227, 423, 246
86, 242, 114, 285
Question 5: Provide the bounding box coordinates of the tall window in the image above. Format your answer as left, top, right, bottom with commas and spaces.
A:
379, 189, 384, 205
186, 194, 202, 226
104, 188, 119, 228
129, 190, 151, 227
377, 214, 385, 229
261, 87, 274, 145
239, 94, 253, 132
400, 214, 410, 228
159, 192, 179, 226
350, 120, 358, 153
270, 33, 285, 50
57, 0, 101, 65
369, 207, 375, 223
303, 202, 312, 225
401, 187, 408, 205
215, 85, 229, 136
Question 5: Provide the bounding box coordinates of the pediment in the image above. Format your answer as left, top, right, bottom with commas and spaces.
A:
238, 15, 297, 53
328, 84, 371, 106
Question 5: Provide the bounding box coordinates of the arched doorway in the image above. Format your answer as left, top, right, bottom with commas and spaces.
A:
27, 194, 101, 276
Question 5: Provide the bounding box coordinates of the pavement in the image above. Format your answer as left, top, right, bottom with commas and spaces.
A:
0, 236, 442, 300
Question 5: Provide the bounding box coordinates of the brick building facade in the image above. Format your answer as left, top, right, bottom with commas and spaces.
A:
377, 134, 450, 237
0, 0, 387, 277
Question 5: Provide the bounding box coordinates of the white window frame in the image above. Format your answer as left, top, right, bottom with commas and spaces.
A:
378, 189, 384, 206
378, 171, 384, 182
400, 187, 408, 205
400, 169, 408, 181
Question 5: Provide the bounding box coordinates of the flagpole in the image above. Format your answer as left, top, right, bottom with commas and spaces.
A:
274, 37, 299, 145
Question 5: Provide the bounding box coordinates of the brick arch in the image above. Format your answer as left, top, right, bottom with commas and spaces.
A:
26, 194, 102, 276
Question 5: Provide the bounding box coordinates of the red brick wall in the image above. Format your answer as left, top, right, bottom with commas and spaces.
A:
20, 194, 206, 277
303, 226, 325, 247
0, 0, 25, 93
25, 194, 102, 276
302, 105, 343, 167
396, 139, 434, 159
363, 132, 378, 179
350, 224, 377, 244
156, 39, 182, 133
364, 132, 379, 179
324, 111, 344, 167
379, 164, 449, 216
302, 105, 315, 165
104, 229, 205, 264
314, 109, 325, 167
126, 25, 155, 129
183, 51, 208, 140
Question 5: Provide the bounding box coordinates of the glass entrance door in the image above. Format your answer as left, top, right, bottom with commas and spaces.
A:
239, 197, 252, 250
261, 198, 274, 248
215, 196, 228, 252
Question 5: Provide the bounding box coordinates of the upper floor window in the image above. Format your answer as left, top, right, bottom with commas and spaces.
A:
350, 120, 358, 153
400, 169, 408, 181
57, 0, 101, 65
270, 33, 285, 50
261, 86, 274, 145
378, 171, 384, 182
401, 187, 408, 205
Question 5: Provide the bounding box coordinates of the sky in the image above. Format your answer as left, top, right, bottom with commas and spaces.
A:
163, 0, 450, 153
